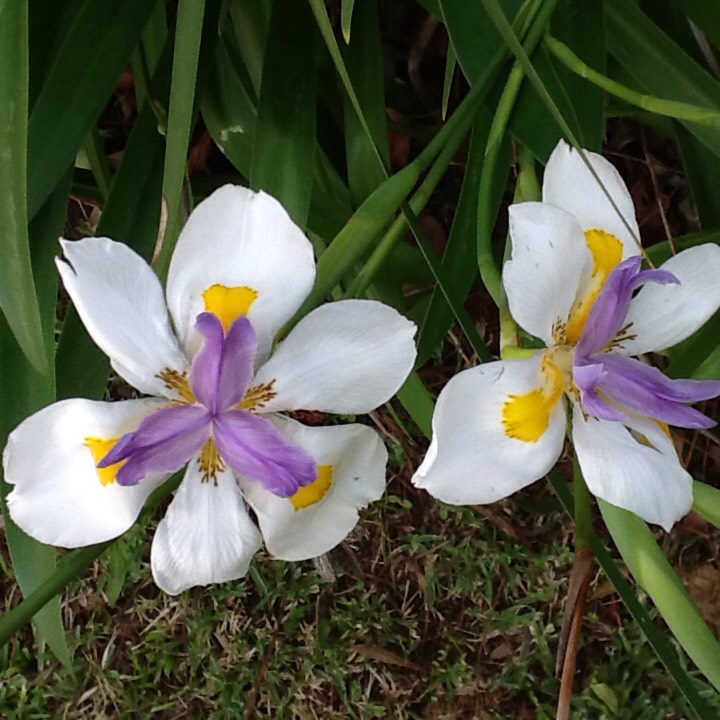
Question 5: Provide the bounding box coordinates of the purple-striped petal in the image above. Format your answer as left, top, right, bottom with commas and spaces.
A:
213, 409, 317, 497
576, 256, 678, 357
189, 313, 257, 413
574, 353, 720, 429
190, 313, 224, 412
99, 404, 211, 486
217, 316, 257, 412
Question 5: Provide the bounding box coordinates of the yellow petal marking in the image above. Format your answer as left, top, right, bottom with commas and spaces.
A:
501, 355, 566, 443
202, 284, 258, 332
289, 465, 333, 510
565, 229, 623, 344
84, 437, 125, 486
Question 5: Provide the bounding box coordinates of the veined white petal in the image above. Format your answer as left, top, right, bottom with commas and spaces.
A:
505, 203, 590, 345
239, 416, 386, 561
543, 140, 640, 256
5, 398, 167, 547
251, 300, 417, 414
151, 463, 262, 594
620, 244, 720, 354
412, 357, 566, 505
165, 186, 316, 362
57, 237, 188, 399
572, 405, 693, 531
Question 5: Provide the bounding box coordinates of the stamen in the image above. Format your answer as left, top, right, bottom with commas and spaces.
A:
239, 380, 277, 412
289, 465, 333, 510
156, 368, 194, 403
198, 439, 225, 485
84, 436, 125, 486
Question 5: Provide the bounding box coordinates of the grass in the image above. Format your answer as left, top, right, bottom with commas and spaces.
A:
2, 434, 717, 718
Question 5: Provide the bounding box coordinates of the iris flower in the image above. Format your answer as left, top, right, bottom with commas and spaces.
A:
5, 187, 416, 594
413, 141, 720, 530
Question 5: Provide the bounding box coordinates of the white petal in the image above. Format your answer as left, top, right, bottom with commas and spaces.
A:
151, 463, 262, 594
412, 357, 566, 505
239, 416, 386, 561
572, 405, 693, 531
505, 203, 590, 344
5, 398, 167, 547
620, 244, 720, 354
165, 186, 316, 361
543, 140, 640, 256
251, 300, 417, 414
57, 237, 188, 398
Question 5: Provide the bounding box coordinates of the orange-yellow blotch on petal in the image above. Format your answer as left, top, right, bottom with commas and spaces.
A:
565, 228, 623, 344
84, 437, 125, 486
501, 357, 565, 443
289, 465, 333, 510
202, 284, 258, 332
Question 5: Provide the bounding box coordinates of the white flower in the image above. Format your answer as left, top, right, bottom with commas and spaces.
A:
5, 186, 417, 594
412, 141, 720, 531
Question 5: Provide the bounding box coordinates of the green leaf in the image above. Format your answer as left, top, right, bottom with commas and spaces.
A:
599, 499, 720, 694
675, 122, 720, 229
416, 110, 493, 365
250, 0, 317, 228
0, 174, 73, 667
154, 0, 208, 279
439, 0, 522, 85
341, 0, 356, 43
605, 0, 720, 159
27, 0, 157, 219
343, 0, 388, 206
694, 481, 720, 529
396, 373, 434, 438
0, 0, 48, 374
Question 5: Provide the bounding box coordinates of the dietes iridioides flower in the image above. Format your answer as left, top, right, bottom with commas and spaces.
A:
5, 186, 417, 594
412, 141, 720, 531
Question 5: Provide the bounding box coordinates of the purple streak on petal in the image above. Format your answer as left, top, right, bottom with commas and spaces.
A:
190, 313, 224, 412
573, 362, 628, 422
576, 256, 678, 357
189, 313, 257, 414
216, 316, 257, 412
213, 410, 317, 497
98, 404, 211, 486
574, 352, 720, 429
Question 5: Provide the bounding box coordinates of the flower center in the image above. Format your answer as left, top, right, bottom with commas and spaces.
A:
94, 313, 318, 496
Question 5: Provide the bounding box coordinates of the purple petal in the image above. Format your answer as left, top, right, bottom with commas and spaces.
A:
213, 410, 317, 497
576, 353, 720, 429
190, 313, 224, 412
99, 404, 211, 486
576, 256, 678, 357
573, 362, 627, 421
216, 316, 257, 412
189, 313, 257, 414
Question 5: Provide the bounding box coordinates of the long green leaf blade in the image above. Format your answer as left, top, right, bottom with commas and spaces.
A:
0, 0, 47, 374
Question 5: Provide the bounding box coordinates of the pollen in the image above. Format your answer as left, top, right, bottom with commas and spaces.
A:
240, 380, 277, 412
84, 436, 125, 486
566, 229, 623, 344
501, 355, 565, 443
289, 465, 333, 510
157, 368, 194, 403
198, 439, 225, 484
203, 284, 258, 332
